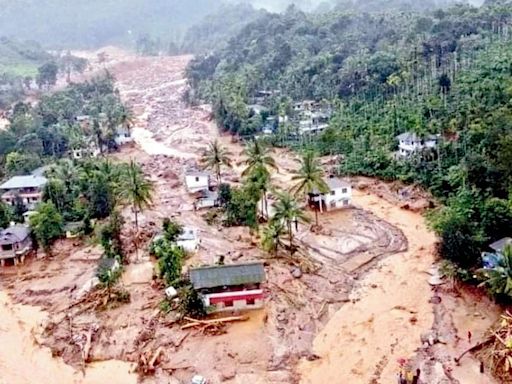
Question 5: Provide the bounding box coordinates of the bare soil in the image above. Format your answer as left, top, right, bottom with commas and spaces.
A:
0, 49, 503, 384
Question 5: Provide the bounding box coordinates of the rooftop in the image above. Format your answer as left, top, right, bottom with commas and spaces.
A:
177, 227, 198, 241
489, 237, 512, 253
312, 177, 351, 194
190, 262, 265, 290
396, 132, 438, 142
185, 169, 210, 178
0, 225, 30, 245
0, 175, 48, 190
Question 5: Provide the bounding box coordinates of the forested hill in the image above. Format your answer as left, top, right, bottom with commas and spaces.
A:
180, 4, 268, 54
187, 3, 512, 275
188, 3, 512, 102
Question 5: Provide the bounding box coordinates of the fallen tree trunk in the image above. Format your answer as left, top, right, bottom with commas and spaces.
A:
148, 346, 164, 370
454, 336, 494, 364
82, 328, 94, 363
181, 315, 248, 330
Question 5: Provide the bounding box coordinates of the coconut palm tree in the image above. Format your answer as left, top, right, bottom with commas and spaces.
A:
243, 140, 278, 216
290, 151, 329, 226
245, 164, 271, 218
46, 159, 78, 197
261, 221, 287, 257
479, 244, 512, 299
200, 140, 233, 185
120, 160, 154, 232
272, 191, 310, 252
242, 139, 277, 178
119, 105, 135, 136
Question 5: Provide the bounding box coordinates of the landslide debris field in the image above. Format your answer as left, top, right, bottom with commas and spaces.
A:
0, 50, 502, 384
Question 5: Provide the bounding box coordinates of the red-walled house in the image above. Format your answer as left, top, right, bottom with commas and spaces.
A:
189, 262, 266, 313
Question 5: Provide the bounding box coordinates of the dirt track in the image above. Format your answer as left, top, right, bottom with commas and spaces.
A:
0, 49, 503, 384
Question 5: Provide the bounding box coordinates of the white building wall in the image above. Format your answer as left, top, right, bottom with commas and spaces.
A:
398, 139, 437, 157
321, 186, 352, 211
186, 175, 210, 193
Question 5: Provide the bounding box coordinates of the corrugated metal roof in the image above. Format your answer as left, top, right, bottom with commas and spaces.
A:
490, 237, 512, 253
190, 262, 265, 289
0, 175, 47, 190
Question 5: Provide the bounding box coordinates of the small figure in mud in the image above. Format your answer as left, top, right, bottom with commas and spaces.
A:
467, 330, 472, 343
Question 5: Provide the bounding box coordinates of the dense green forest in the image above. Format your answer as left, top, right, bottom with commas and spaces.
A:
179, 4, 268, 54
187, 2, 512, 285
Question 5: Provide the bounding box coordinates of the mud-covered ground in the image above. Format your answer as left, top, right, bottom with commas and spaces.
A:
0, 49, 502, 384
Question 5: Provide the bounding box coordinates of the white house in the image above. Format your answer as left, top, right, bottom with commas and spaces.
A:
194, 190, 218, 210
310, 177, 352, 212
396, 132, 438, 158
0, 175, 48, 210
176, 227, 200, 252
114, 127, 134, 146
185, 170, 211, 193
72, 139, 101, 160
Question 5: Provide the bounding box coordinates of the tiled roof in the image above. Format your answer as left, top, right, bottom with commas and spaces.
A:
0, 225, 30, 245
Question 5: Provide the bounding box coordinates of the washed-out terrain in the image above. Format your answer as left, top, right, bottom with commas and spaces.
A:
0, 48, 501, 384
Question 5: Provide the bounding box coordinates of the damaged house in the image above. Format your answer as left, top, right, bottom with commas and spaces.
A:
189, 262, 266, 313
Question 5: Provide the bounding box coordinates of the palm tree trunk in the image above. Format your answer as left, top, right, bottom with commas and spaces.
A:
265, 195, 269, 219
134, 205, 139, 231
134, 206, 140, 262
288, 220, 293, 255
315, 206, 319, 227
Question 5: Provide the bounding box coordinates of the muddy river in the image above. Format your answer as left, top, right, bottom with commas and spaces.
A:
0, 49, 503, 384
0, 291, 137, 384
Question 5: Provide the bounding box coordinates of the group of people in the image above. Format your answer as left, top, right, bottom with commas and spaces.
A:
397, 368, 421, 384
396, 357, 421, 384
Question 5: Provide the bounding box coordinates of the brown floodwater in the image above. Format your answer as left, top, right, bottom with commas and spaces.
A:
0, 291, 137, 384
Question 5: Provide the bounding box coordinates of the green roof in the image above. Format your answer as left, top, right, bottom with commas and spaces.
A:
189, 262, 265, 289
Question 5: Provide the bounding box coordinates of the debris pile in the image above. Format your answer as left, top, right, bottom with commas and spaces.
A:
474, 311, 512, 381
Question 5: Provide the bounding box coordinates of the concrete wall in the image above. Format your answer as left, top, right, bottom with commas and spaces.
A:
186, 175, 210, 193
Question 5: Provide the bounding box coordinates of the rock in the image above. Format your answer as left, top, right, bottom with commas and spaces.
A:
266, 371, 292, 383
306, 353, 321, 361
428, 275, 444, 286
291, 267, 303, 279
420, 331, 436, 345
219, 365, 236, 381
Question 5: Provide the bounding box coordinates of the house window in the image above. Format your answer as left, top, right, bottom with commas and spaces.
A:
342, 188, 347, 194
343, 199, 349, 206
330, 190, 335, 196
195, 177, 199, 182
247, 298, 256, 305
330, 201, 336, 209
224, 300, 233, 307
